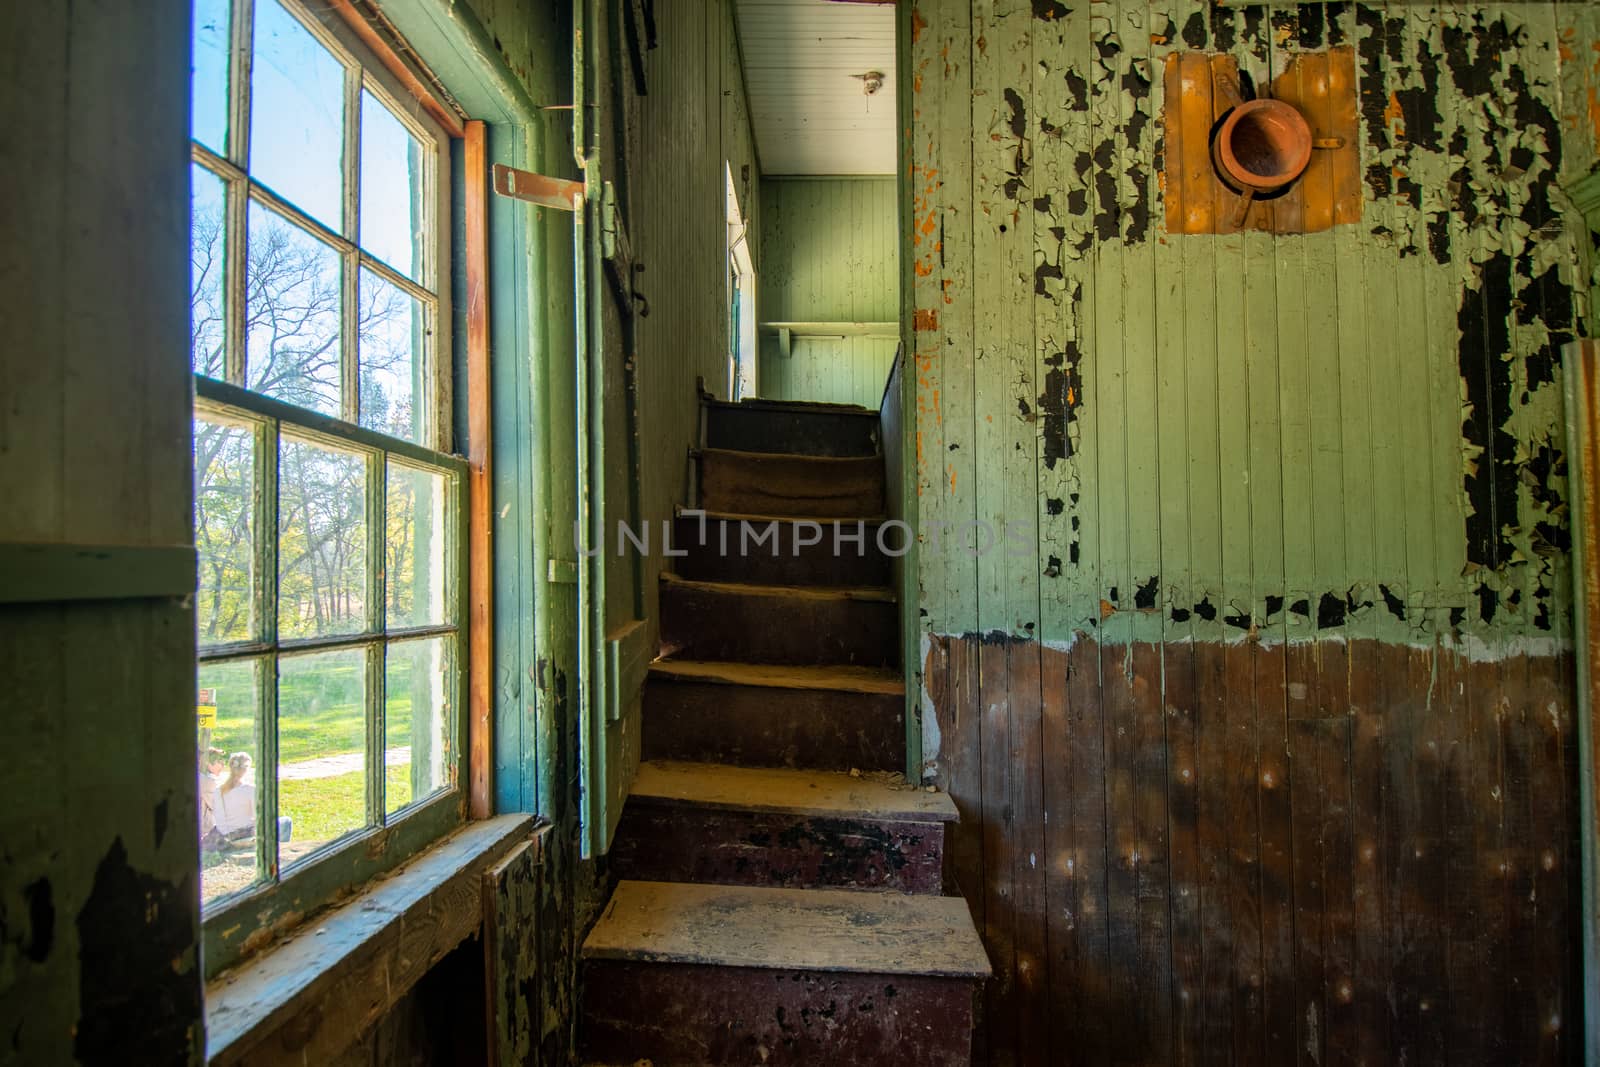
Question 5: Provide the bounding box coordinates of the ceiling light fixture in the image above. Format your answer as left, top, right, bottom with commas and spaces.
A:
852, 70, 885, 96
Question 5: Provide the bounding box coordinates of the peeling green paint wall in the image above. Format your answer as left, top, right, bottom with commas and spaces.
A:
0, 0, 203, 1061
760, 177, 900, 407
909, 0, 1594, 651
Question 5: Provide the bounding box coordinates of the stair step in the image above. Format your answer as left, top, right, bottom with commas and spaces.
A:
629, 760, 954, 821
670, 510, 895, 588
697, 448, 885, 519
660, 572, 895, 605
659, 572, 898, 668
611, 761, 954, 893
580, 883, 988, 1065
583, 881, 990, 975
649, 659, 903, 695
644, 661, 905, 771
705, 397, 880, 458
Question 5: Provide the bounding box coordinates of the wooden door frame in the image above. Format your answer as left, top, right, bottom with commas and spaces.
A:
894, 4, 923, 783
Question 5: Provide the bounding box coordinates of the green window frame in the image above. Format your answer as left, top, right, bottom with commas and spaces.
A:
189, 0, 469, 977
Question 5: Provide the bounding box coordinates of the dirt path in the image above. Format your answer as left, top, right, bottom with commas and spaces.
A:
278, 745, 411, 780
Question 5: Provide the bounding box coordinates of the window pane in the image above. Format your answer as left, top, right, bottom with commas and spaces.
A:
194, 414, 257, 645
360, 91, 426, 283
191, 164, 228, 378
199, 659, 263, 906
385, 637, 450, 815
191, 0, 230, 153
279, 648, 369, 864
246, 201, 342, 416
358, 271, 428, 447
386, 462, 447, 629
358, 268, 427, 443
249, 0, 345, 230
278, 435, 368, 638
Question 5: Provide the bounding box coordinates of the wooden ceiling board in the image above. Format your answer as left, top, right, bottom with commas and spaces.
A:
735, 0, 897, 174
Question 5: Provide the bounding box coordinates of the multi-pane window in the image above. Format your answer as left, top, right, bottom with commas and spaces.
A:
189, 0, 463, 911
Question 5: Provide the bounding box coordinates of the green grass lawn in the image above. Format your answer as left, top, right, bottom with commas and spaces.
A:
201, 655, 438, 765
280, 762, 414, 843
198, 652, 445, 848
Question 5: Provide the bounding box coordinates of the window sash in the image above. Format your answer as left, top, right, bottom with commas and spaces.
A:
193, 143, 439, 306
195, 382, 466, 906
191, 0, 466, 973
194, 0, 451, 449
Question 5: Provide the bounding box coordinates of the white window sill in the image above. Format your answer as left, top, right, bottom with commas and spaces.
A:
204, 813, 535, 1065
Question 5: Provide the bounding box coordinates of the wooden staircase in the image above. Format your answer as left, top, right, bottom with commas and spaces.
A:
579, 396, 989, 1066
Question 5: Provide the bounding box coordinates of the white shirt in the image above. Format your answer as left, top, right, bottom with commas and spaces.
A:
215, 778, 256, 837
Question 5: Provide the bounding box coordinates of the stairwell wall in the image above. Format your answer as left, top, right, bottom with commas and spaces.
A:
759, 176, 900, 407
907, 0, 1599, 1061
628, 0, 763, 609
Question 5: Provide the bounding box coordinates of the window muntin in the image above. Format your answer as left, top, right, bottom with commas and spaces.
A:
190, 0, 461, 916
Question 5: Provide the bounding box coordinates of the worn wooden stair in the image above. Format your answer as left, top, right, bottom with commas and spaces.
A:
658, 572, 897, 667
643, 660, 905, 771
695, 447, 886, 518
669, 509, 893, 587
583, 882, 989, 1066
610, 761, 956, 892
580, 394, 988, 1065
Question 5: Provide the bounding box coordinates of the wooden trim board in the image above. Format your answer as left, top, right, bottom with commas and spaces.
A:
465, 119, 493, 820
205, 814, 534, 1066
0, 542, 195, 603
326, 0, 468, 137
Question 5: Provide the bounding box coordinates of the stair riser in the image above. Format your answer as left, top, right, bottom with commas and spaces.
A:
670, 516, 894, 587
660, 583, 898, 667
698, 452, 884, 518
707, 404, 880, 458
610, 804, 947, 893
644, 681, 904, 771
582, 962, 978, 1066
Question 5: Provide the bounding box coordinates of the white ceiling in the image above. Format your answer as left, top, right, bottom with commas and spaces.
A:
734, 0, 897, 176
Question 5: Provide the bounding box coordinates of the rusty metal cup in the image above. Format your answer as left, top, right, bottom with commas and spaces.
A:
1211, 98, 1314, 195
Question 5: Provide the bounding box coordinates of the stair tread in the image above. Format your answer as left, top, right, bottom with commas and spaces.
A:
676, 504, 888, 525
660, 571, 895, 603
630, 759, 956, 822
696, 445, 884, 466
649, 659, 905, 695
582, 881, 991, 977
712, 396, 878, 416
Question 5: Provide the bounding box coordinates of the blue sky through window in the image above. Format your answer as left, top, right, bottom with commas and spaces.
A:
189, 0, 433, 441
191, 0, 229, 154
361, 91, 425, 282
250, 0, 345, 232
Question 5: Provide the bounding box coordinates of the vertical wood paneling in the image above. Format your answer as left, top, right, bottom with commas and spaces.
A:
930, 635, 1577, 1065
910, 0, 1590, 1062
758, 177, 898, 407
